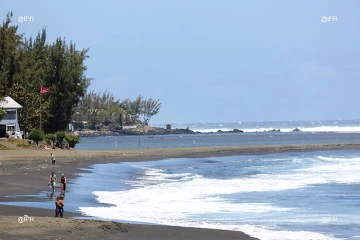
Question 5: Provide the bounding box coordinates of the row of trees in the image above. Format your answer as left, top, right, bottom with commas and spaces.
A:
74, 91, 161, 129
0, 12, 161, 133
0, 12, 89, 133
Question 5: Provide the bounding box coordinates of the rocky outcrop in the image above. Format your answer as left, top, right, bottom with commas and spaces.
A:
264, 129, 281, 132
204, 129, 244, 134
232, 129, 243, 133
76, 126, 196, 137
75, 126, 246, 137
114, 127, 196, 136
292, 128, 301, 132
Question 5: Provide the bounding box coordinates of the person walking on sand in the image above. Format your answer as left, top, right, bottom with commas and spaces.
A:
49, 172, 57, 192
60, 173, 67, 192
51, 153, 56, 165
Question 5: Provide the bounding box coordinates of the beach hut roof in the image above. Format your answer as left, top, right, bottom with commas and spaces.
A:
0, 96, 22, 109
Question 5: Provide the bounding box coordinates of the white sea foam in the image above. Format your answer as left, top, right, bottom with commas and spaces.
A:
304, 156, 360, 184
80, 202, 338, 240
193, 126, 360, 133
79, 154, 360, 240
232, 225, 340, 240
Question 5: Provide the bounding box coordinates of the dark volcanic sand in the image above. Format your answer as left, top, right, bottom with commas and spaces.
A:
2, 144, 360, 240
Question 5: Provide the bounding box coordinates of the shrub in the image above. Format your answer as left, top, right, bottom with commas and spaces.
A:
28, 129, 45, 146
6, 138, 24, 144
65, 133, 81, 148
16, 143, 32, 148
29, 129, 45, 146
0, 143, 11, 150
55, 131, 67, 148
45, 134, 56, 148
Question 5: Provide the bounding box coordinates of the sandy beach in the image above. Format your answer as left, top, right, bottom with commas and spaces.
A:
2, 143, 360, 239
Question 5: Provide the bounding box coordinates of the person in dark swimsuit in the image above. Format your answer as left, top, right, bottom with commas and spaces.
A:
60, 174, 66, 192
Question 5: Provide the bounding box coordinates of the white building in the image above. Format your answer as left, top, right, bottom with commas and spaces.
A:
0, 96, 22, 138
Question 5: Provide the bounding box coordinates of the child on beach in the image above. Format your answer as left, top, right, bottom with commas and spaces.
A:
51, 153, 56, 165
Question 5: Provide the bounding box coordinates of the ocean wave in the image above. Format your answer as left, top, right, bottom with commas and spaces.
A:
192, 126, 360, 133
78, 153, 360, 240
79, 206, 339, 240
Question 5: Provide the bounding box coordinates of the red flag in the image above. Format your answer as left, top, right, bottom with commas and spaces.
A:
40, 86, 53, 94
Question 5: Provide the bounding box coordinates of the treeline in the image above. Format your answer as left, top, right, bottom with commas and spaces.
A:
0, 12, 161, 133
74, 91, 161, 130
0, 12, 89, 133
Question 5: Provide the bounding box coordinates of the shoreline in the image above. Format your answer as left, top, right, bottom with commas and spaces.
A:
1, 143, 360, 239
2, 143, 360, 162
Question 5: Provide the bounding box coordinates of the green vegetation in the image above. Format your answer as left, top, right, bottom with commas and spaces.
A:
10, 83, 51, 131
0, 12, 89, 133
16, 143, 32, 148
0, 96, 5, 120
4, 138, 24, 144
65, 133, 80, 148
74, 92, 162, 129
0, 143, 11, 150
28, 129, 45, 146
16, 132, 79, 149
141, 98, 161, 125
55, 131, 66, 148
45, 134, 56, 147
0, 12, 162, 134
0, 109, 5, 120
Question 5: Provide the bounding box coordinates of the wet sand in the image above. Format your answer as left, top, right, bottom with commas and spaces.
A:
1, 143, 360, 240
0, 213, 258, 240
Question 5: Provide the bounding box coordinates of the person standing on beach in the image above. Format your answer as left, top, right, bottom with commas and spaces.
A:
59, 192, 65, 201
55, 197, 64, 217
58, 197, 64, 217
55, 197, 59, 217
49, 172, 57, 192
60, 174, 66, 192
51, 153, 56, 165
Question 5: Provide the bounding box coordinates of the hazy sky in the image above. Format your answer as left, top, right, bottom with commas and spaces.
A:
2, 0, 360, 124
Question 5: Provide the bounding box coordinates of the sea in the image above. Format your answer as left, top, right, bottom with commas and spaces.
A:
152, 119, 360, 133
76, 120, 360, 150
2, 120, 360, 240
